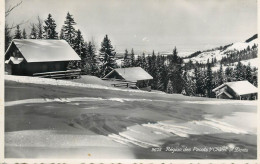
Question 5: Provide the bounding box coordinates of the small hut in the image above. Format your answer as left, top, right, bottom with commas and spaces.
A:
212, 80, 257, 100
104, 67, 153, 91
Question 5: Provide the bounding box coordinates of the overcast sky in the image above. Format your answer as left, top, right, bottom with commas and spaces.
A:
5, 0, 257, 55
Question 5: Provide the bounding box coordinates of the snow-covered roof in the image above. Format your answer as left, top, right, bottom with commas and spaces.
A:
105, 67, 153, 82
5, 39, 81, 63
213, 80, 258, 96
5, 57, 24, 64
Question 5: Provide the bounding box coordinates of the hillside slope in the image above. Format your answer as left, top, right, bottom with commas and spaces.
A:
183, 35, 258, 66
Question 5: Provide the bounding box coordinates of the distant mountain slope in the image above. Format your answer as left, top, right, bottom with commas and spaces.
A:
183, 34, 258, 65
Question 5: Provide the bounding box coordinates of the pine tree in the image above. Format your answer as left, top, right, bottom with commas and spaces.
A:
123, 49, 130, 67
99, 34, 116, 77
135, 55, 142, 67
36, 16, 43, 39
142, 52, 147, 70
166, 79, 174, 94
234, 61, 244, 81
205, 59, 213, 97
86, 41, 99, 76
194, 67, 204, 96
22, 29, 27, 39
167, 47, 183, 93
182, 69, 195, 96
43, 13, 58, 39
62, 12, 76, 45
68, 29, 87, 70
225, 66, 233, 82
149, 51, 158, 89
30, 24, 37, 39
245, 63, 252, 83
14, 25, 22, 39
217, 64, 224, 86
130, 48, 135, 67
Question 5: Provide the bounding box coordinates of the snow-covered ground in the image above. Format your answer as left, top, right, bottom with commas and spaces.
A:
5, 75, 145, 93
5, 75, 257, 158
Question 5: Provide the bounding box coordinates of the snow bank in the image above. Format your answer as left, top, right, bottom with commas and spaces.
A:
183, 100, 257, 106
5, 75, 145, 93
108, 113, 251, 148
5, 96, 176, 107
5, 130, 125, 148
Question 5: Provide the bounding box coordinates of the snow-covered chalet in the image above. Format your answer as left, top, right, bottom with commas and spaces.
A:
5, 39, 81, 76
212, 80, 258, 100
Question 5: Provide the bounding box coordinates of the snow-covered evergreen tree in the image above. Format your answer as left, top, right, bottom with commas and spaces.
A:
62, 12, 76, 45
99, 34, 116, 77
194, 67, 204, 96
167, 47, 183, 93
234, 61, 244, 81
68, 29, 87, 70
123, 49, 130, 67
245, 63, 252, 83
130, 48, 135, 67
86, 41, 99, 76
217, 64, 224, 86
135, 55, 142, 67
43, 14, 58, 39
205, 59, 213, 97
166, 79, 174, 94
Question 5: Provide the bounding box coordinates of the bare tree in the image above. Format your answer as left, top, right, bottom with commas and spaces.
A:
5, 0, 23, 51
5, 1, 23, 17
5, 1, 26, 30
36, 16, 43, 39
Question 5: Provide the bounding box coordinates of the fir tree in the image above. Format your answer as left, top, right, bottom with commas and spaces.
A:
135, 55, 142, 67
142, 52, 147, 70
245, 63, 252, 83
99, 34, 116, 77
22, 29, 27, 39
166, 79, 174, 94
123, 49, 130, 67
167, 47, 183, 93
14, 25, 22, 39
234, 61, 244, 81
194, 67, 204, 96
130, 48, 135, 67
43, 13, 58, 39
68, 29, 87, 70
205, 59, 213, 97
217, 64, 224, 86
86, 41, 99, 76
62, 12, 76, 45
225, 66, 233, 82
30, 24, 37, 39
182, 69, 195, 96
